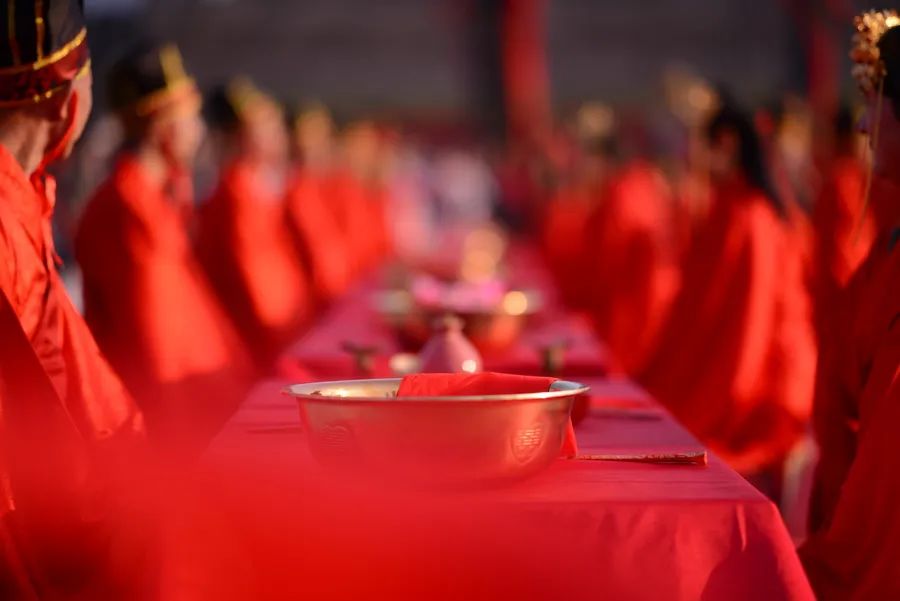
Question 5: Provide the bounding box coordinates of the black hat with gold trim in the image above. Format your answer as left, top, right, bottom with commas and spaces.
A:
0, 0, 90, 107
205, 77, 280, 131
107, 40, 198, 118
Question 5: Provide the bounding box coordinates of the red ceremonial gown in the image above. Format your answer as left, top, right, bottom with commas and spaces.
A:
811, 156, 874, 334
0, 145, 143, 465
325, 170, 388, 275
285, 170, 353, 303
807, 177, 900, 536
585, 161, 680, 375
0, 145, 145, 595
800, 271, 900, 598
540, 184, 597, 312
639, 175, 816, 473
75, 155, 253, 445
196, 159, 311, 367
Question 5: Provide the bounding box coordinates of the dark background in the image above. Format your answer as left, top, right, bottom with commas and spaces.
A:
83, 0, 899, 121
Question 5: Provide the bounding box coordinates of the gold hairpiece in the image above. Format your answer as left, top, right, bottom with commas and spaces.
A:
851, 9, 900, 95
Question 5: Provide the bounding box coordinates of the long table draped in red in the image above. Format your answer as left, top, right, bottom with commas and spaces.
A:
162, 250, 812, 600
168, 378, 812, 600
276, 249, 610, 380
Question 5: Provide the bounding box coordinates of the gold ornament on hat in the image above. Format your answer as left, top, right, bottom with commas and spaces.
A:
133, 44, 197, 117
225, 77, 273, 119
851, 9, 900, 95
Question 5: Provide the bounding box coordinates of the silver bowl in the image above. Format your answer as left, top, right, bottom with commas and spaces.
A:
372, 289, 544, 352
284, 378, 589, 487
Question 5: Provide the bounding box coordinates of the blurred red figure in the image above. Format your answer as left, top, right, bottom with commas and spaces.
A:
640, 106, 815, 477
286, 106, 353, 303
756, 98, 818, 271
541, 137, 608, 313
325, 120, 390, 274
808, 177, 899, 537
0, 5, 148, 597
811, 107, 874, 335
544, 104, 679, 375
585, 159, 679, 375
75, 43, 253, 448
802, 20, 900, 598
195, 80, 311, 368
802, 359, 900, 601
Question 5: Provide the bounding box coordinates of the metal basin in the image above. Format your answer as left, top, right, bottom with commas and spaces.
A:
373, 289, 543, 353
284, 378, 589, 487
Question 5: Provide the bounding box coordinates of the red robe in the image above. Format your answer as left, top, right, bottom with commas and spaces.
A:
324, 170, 389, 274
540, 184, 597, 311
671, 170, 714, 262
807, 178, 900, 536
800, 285, 900, 598
585, 162, 680, 375
0, 146, 143, 460
870, 176, 900, 235
639, 176, 816, 473
0, 145, 144, 594
75, 155, 253, 445
196, 160, 311, 367
811, 156, 874, 335
285, 170, 353, 303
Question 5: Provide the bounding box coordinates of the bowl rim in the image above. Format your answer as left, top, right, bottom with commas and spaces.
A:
372, 288, 544, 318
283, 377, 589, 403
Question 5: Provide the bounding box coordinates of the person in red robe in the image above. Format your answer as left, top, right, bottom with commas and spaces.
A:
639, 105, 816, 480
803, 363, 900, 599
800, 249, 900, 599
324, 120, 391, 275
0, 4, 147, 596
807, 174, 900, 535
75, 43, 253, 450
195, 79, 312, 368
811, 107, 874, 336
540, 134, 611, 313
585, 157, 680, 376
755, 98, 818, 304
543, 106, 680, 375
285, 105, 353, 304
806, 16, 900, 538
802, 17, 900, 596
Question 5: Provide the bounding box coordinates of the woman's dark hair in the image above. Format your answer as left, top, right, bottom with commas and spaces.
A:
705, 105, 785, 217
834, 104, 855, 138
879, 25, 900, 117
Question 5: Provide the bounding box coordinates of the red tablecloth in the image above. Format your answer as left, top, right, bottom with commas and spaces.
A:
166, 251, 811, 600
167, 377, 812, 600
276, 280, 610, 380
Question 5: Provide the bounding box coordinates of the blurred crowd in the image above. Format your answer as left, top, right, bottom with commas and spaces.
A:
53, 41, 882, 478
3, 0, 900, 595
540, 87, 862, 479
